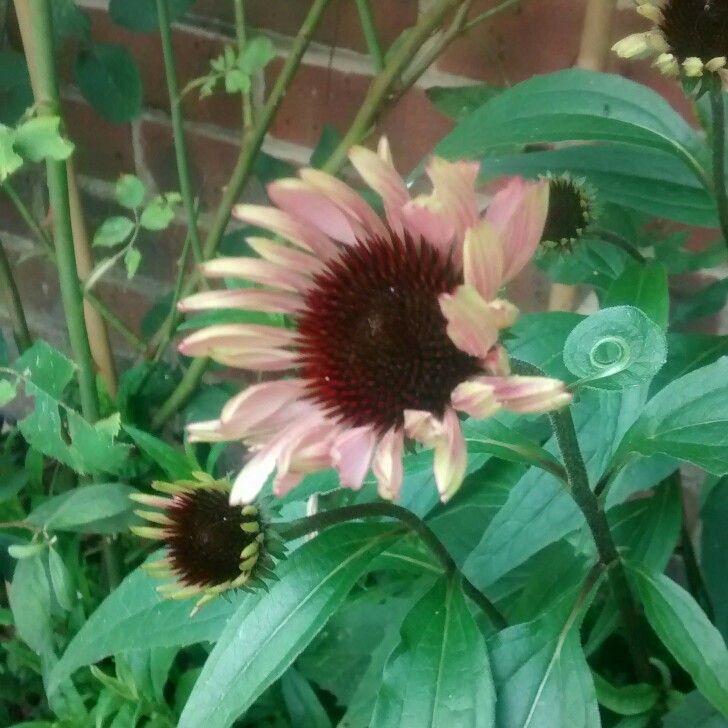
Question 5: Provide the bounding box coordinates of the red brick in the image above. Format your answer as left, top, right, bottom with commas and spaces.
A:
63, 96, 136, 180
437, 0, 585, 83
192, 0, 417, 56
137, 115, 244, 211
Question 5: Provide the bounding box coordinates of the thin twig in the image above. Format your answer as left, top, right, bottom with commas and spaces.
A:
0, 238, 32, 352
594, 228, 647, 263
355, 0, 385, 71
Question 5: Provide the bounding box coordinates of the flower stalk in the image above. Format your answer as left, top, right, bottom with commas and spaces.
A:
28, 0, 100, 422
0, 239, 32, 352
355, 0, 385, 71
279, 501, 507, 628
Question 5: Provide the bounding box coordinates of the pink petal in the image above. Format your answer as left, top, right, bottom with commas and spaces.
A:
331, 426, 377, 490
233, 204, 339, 259
299, 168, 388, 239
178, 324, 295, 357
349, 144, 409, 210
373, 427, 405, 501
279, 420, 338, 475
490, 376, 572, 413
268, 178, 363, 245
400, 202, 455, 254
433, 408, 467, 503
178, 289, 302, 314
451, 378, 502, 419
247, 237, 323, 277
220, 379, 303, 434
423, 157, 480, 238
463, 220, 504, 301
403, 409, 445, 445
186, 419, 229, 443
200, 257, 311, 293
439, 284, 499, 358
484, 343, 511, 376
484, 178, 549, 283
206, 348, 299, 371
273, 472, 305, 498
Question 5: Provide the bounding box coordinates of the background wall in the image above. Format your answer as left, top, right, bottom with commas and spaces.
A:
0, 0, 714, 358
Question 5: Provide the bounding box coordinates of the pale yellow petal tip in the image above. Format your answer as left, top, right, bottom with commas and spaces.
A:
654, 53, 679, 77
131, 525, 166, 540
706, 57, 727, 72
134, 509, 172, 526
612, 33, 650, 59
635, 2, 662, 22
683, 57, 704, 77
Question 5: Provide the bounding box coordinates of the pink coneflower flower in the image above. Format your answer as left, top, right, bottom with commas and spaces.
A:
178, 140, 572, 504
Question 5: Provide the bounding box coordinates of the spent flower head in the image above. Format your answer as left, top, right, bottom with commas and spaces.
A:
613, 0, 728, 90
178, 140, 571, 505
539, 174, 597, 255
131, 473, 283, 614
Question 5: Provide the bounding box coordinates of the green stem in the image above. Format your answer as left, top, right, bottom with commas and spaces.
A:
233, 0, 254, 135
156, 0, 205, 268
549, 406, 653, 683
594, 228, 647, 264
84, 290, 146, 354
462, 0, 522, 30
3, 179, 54, 254
355, 0, 385, 71
150, 0, 333, 428
0, 238, 32, 352
709, 85, 728, 251
279, 502, 507, 628
29, 0, 99, 422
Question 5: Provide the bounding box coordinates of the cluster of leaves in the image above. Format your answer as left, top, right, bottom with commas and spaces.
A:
4, 1, 728, 727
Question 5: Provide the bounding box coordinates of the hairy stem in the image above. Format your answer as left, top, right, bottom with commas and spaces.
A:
157, 0, 205, 268
709, 85, 728, 252
0, 239, 32, 352
355, 0, 385, 71
279, 502, 507, 628
28, 0, 99, 422
594, 228, 647, 263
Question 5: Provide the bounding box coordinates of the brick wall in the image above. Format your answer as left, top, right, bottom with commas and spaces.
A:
0, 0, 715, 355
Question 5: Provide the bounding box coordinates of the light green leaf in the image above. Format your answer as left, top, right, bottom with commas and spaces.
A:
0, 379, 18, 406
628, 563, 728, 718
14, 116, 74, 162
124, 247, 141, 278
47, 545, 74, 610
115, 174, 145, 209
9, 552, 53, 654
124, 424, 195, 480
563, 306, 666, 389
0, 123, 23, 181
592, 672, 658, 716
614, 357, 728, 474
93, 216, 135, 248
26, 483, 138, 534
75, 43, 142, 124
238, 37, 276, 72
140, 194, 179, 230
224, 69, 250, 94
177, 524, 399, 728
604, 262, 669, 329
371, 576, 495, 728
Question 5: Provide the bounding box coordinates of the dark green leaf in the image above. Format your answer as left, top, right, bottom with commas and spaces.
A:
123, 424, 195, 480
26, 483, 138, 534
614, 358, 728, 475
109, 0, 195, 32
628, 563, 728, 717
563, 306, 667, 389
371, 577, 495, 727
672, 278, 728, 324
0, 50, 33, 126
426, 83, 502, 120
281, 668, 333, 728
652, 334, 728, 395
177, 524, 399, 728
75, 44, 142, 124
702, 476, 728, 642
663, 691, 728, 727
435, 69, 703, 172
592, 672, 658, 716
604, 261, 669, 328
536, 237, 628, 290
310, 125, 344, 169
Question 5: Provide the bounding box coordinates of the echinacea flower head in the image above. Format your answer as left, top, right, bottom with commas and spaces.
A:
613, 0, 728, 88
539, 174, 596, 254
179, 140, 572, 505
130, 473, 283, 614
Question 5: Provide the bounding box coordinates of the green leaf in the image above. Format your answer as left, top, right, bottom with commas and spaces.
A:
12, 342, 129, 474
310, 125, 344, 169
124, 424, 195, 480
604, 261, 669, 329
489, 581, 600, 728
93, 216, 135, 248
14, 116, 74, 162
115, 174, 145, 209
663, 692, 728, 728
592, 672, 658, 716
109, 0, 194, 32
75, 43, 142, 124
0, 50, 33, 126
435, 69, 703, 174
0, 123, 23, 181
239, 37, 276, 72
177, 523, 399, 728
563, 306, 667, 389
140, 194, 180, 230
614, 357, 728, 474
224, 69, 250, 94
281, 668, 333, 728
47, 545, 74, 610
628, 563, 728, 718
371, 576, 495, 727
0, 379, 17, 406
50, 558, 244, 694
672, 278, 728, 324
124, 247, 142, 278
506, 312, 584, 381
701, 477, 728, 642
26, 483, 138, 534
9, 552, 53, 654
52, 0, 90, 43
481, 144, 715, 227
426, 83, 502, 120
652, 333, 728, 395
